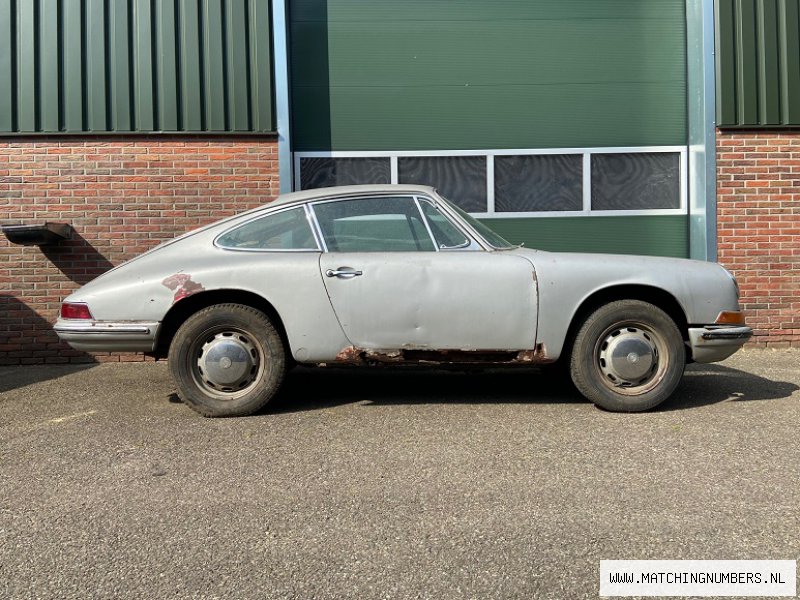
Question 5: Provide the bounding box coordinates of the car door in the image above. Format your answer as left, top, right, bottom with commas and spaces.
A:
313, 195, 538, 351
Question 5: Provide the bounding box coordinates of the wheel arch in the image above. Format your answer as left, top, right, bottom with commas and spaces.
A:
560, 284, 690, 363
151, 289, 290, 359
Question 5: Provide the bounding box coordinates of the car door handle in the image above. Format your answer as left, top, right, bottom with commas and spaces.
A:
325, 267, 363, 278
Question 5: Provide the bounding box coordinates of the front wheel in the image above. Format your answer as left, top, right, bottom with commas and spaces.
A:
569, 300, 685, 412
169, 303, 286, 417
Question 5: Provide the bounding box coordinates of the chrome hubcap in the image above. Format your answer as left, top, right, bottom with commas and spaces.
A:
597, 325, 663, 392
196, 331, 259, 395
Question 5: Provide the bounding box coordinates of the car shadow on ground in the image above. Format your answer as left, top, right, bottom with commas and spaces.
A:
0, 364, 97, 394
660, 362, 799, 411
0, 295, 98, 394
269, 366, 582, 414
267, 362, 798, 415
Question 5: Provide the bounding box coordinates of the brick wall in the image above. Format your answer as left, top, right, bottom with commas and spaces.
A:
0, 136, 279, 364
717, 130, 800, 347
3, 132, 795, 363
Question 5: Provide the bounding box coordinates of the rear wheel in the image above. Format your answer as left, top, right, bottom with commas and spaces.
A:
169, 303, 286, 417
569, 300, 685, 412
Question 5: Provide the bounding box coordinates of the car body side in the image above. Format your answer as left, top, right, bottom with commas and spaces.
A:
521, 248, 743, 360
54, 187, 747, 366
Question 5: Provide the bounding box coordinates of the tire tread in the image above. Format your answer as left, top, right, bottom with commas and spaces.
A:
569, 299, 685, 412
168, 303, 286, 417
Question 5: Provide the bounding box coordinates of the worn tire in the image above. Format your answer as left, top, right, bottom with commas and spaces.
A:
169, 303, 286, 417
569, 300, 685, 412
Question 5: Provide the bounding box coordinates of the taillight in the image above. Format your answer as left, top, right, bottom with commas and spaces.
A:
60, 302, 94, 320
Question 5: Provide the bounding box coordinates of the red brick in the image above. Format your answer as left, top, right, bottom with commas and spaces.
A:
0, 135, 279, 364
718, 129, 800, 346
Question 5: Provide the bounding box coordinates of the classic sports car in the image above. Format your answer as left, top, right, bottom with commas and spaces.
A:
55, 185, 752, 417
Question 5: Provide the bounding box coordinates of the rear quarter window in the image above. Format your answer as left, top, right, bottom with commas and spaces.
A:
217, 207, 318, 251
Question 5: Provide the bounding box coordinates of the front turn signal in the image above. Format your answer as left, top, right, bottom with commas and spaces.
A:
715, 310, 746, 325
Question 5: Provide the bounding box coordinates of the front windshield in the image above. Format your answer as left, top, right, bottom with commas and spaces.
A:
441, 197, 515, 249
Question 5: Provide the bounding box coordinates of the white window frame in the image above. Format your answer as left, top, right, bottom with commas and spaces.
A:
293, 146, 688, 218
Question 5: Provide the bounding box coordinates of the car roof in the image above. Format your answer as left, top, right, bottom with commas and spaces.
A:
116, 185, 443, 264
267, 184, 438, 208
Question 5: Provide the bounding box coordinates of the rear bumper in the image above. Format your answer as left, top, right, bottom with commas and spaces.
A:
54, 320, 160, 352
688, 325, 753, 364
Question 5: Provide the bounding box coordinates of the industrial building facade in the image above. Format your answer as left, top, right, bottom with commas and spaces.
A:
0, 0, 797, 364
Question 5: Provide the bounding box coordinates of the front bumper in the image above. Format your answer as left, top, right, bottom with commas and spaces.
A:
688, 325, 753, 364
54, 320, 160, 352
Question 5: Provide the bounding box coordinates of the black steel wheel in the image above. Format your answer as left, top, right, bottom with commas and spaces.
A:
169, 303, 285, 417
569, 300, 685, 412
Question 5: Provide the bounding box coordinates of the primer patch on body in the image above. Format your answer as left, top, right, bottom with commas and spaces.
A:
162, 273, 205, 303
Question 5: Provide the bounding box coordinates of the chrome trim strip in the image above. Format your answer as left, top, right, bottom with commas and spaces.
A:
416, 196, 476, 250
413, 197, 440, 250
306, 204, 329, 253
214, 248, 321, 254
304, 203, 327, 252
428, 193, 493, 251
54, 322, 158, 335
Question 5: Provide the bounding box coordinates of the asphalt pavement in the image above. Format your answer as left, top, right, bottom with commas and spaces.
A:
1, 349, 799, 599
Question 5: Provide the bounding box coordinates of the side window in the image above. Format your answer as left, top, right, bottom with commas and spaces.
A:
217, 207, 318, 250
312, 196, 435, 252
419, 201, 470, 249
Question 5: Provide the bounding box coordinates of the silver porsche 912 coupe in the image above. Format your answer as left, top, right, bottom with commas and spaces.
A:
55, 185, 751, 417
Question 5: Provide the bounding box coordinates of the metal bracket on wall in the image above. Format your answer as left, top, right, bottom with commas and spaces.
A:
1, 223, 72, 246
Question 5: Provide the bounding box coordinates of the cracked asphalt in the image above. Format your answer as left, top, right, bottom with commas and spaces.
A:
1, 349, 799, 599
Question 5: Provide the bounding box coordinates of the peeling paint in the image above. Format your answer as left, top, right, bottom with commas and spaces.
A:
332, 344, 553, 365
515, 344, 551, 363
162, 273, 205, 304
335, 346, 363, 362
364, 350, 403, 364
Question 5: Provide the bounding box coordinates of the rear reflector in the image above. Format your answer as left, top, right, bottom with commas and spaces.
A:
60, 303, 93, 320
715, 310, 746, 325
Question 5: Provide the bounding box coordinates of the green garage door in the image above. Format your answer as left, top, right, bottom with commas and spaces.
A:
289, 0, 689, 257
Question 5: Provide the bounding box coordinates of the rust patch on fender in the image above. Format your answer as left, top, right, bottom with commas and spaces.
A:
335, 347, 403, 364
162, 273, 205, 304
364, 350, 403, 363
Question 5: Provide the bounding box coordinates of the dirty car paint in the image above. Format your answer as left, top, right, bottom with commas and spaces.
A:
55, 184, 744, 367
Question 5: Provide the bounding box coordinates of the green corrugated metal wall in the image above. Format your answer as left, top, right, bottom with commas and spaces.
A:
0, 0, 273, 134
716, 0, 800, 127
289, 0, 687, 151
484, 215, 689, 258
288, 0, 690, 258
